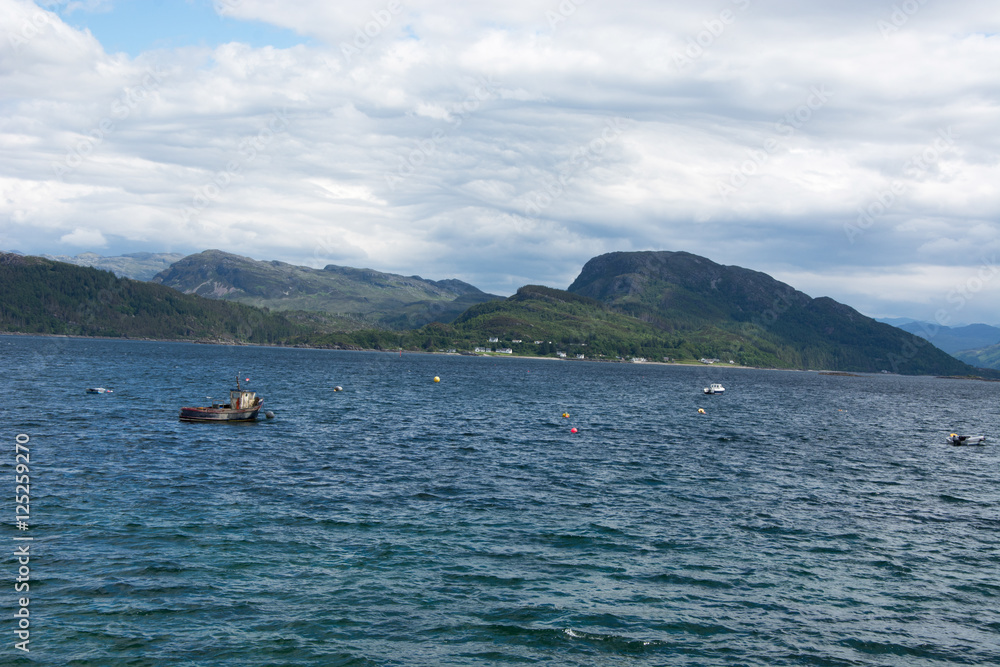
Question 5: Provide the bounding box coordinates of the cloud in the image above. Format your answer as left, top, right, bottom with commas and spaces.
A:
2, 0, 1000, 321
59, 226, 107, 247
773, 262, 1000, 326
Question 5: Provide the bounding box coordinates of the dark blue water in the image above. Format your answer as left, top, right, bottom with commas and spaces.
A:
3, 335, 1000, 666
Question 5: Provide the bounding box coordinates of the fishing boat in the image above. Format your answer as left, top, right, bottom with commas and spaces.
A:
179, 377, 262, 422
703, 383, 725, 394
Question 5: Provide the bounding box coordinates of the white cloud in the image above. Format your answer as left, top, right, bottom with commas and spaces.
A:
59, 226, 107, 247
2, 0, 1000, 321
773, 261, 1000, 326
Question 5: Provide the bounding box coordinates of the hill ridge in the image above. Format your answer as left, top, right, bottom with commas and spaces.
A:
564, 250, 974, 375
152, 249, 501, 330
1, 248, 988, 376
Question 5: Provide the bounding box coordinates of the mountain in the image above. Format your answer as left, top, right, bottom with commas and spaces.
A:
894, 321, 1000, 355
876, 316, 920, 326
151, 250, 502, 329
564, 251, 978, 375
2, 248, 990, 376
444, 284, 793, 362
886, 321, 1000, 369
450, 285, 668, 356
0, 253, 303, 343
312, 259, 983, 375
952, 341, 1000, 369
40, 252, 185, 281
310, 284, 752, 362
568, 251, 809, 328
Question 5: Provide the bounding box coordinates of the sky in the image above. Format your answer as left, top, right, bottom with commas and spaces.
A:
2, 0, 1000, 324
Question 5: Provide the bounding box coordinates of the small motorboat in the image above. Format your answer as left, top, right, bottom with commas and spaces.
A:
179, 377, 262, 422
86, 387, 113, 394
947, 433, 985, 446
703, 383, 725, 394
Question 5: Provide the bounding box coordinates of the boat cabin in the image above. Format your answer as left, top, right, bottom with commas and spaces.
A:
230, 390, 257, 409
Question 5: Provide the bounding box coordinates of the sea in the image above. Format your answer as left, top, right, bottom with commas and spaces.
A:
2, 334, 999, 666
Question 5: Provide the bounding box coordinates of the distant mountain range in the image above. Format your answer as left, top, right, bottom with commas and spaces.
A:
876, 317, 921, 327
151, 250, 501, 330
894, 321, 1000, 355
314, 251, 982, 375
0, 248, 991, 376
39, 252, 185, 281
891, 321, 1000, 369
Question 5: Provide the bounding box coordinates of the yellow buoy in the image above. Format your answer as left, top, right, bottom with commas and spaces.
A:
433, 376, 440, 383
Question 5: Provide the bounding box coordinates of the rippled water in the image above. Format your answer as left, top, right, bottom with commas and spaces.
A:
3, 335, 1000, 665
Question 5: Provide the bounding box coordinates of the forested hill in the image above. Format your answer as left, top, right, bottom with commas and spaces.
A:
0, 250, 990, 376
567, 251, 979, 376
0, 253, 303, 343
151, 249, 501, 329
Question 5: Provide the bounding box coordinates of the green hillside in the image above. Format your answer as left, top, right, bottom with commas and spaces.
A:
302, 285, 696, 360
152, 250, 501, 329
303, 280, 977, 376
1, 250, 989, 376
0, 253, 303, 343
568, 250, 808, 329
953, 342, 1000, 370
565, 251, 977, 375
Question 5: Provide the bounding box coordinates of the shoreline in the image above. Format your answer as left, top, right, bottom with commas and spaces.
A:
0, 330, 751, 368
4, 330, 992, 379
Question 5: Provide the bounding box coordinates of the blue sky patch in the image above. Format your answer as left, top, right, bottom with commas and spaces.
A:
50, 0, 308, 55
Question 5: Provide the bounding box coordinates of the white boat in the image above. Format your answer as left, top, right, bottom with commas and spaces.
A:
703, 383, 725, 394
947, 433, 985, 446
